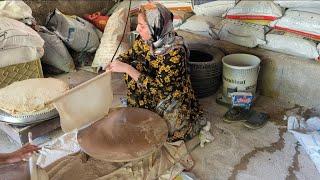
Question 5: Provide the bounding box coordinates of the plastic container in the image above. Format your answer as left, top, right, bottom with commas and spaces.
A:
222, 53, 260, 98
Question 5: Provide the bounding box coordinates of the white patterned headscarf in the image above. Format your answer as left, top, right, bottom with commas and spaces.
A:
141, 3, 185, 55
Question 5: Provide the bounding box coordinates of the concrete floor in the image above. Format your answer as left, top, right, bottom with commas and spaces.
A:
0, 70, 319, 179
193, 95, 320, 180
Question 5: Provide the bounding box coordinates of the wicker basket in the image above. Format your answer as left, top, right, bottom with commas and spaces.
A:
0, 59, 43, 88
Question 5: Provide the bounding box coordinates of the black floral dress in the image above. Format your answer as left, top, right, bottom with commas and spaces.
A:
117, 37, 205, 142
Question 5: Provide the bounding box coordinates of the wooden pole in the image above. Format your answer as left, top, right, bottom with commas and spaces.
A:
28, 132, 38, 180
45, 71, 111, 106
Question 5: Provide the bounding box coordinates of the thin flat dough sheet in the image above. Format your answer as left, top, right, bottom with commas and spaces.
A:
53, 73, 113, 133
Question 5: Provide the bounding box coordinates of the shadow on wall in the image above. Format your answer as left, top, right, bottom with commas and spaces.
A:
24, 0, 116, 25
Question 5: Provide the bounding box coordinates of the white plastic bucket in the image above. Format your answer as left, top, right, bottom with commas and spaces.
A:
222, 54, 261, 98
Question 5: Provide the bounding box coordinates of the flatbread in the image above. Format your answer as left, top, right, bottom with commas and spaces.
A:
53, 73, 113, 133
0, 78, 69, 116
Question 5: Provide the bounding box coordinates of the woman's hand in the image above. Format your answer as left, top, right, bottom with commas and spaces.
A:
106, 61, 141, 81
106, 61, 130, 73
1, 143, 40, 164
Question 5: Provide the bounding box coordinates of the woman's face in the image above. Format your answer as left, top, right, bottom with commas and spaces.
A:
136, 13, 152, 41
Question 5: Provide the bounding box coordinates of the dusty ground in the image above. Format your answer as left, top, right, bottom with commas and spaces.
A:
193, 95, 320, 180
0, 70, 319, 179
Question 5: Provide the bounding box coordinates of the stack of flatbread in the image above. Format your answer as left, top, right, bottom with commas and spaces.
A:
0, 78, 69, 116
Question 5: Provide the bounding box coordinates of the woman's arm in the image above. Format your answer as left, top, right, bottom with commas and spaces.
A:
107, 60, 141, 81
106, 39, 142, 80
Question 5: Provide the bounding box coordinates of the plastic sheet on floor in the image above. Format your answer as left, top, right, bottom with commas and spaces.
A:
36, 131, 81, 168
287, 116, 320, 174
35, 131, 193, 179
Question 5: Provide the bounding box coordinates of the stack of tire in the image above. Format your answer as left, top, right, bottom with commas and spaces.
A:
187, 45, 224, 98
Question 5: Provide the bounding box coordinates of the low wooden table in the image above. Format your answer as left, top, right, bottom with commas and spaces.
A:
0, 117, 60, 146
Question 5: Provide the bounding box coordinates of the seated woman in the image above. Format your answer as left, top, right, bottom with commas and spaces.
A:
107, 3, 206, 142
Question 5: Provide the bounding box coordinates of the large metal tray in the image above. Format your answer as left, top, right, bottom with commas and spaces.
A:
0, 108, 59, 126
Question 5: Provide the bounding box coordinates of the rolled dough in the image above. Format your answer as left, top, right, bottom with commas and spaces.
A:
0, 78, 69, 116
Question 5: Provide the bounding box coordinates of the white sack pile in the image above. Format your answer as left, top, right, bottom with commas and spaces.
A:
218, 19, 267, 48
0, 17, 44, 67
260, 30, 320, 60
178, 15, 223, 39
192, 0, 236, 17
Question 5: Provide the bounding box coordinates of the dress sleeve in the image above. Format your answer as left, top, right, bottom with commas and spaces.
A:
137, 47, 187, 98
116, 47, 133, 64
116, 39, 142, 64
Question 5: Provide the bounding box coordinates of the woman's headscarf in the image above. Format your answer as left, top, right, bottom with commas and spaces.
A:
141, 3, 186, 55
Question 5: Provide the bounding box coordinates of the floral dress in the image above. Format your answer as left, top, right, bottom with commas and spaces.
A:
117, 37, 205, 142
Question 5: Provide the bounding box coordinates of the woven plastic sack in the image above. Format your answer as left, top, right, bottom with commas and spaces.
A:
110, 0, 192, 15
172, 10, 193, 28
260, 30, 320, 60
38, 27, 76, 72
0, 17, 44, 67
318, 44, 320, 61
192, 0, 235, 17
0, 47, 44, 68
270, 10, 320, 41
225, 0, 283, 21
218, 19, 267, 48
0, 17, 43, 50
0, 0, 33, 20
154, 0, 192, 12
179, 15, 223, 39
91, 8, 130, 69
46, 9, 100, 53
274, 0, 320, 9
289, 7, 320, 15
